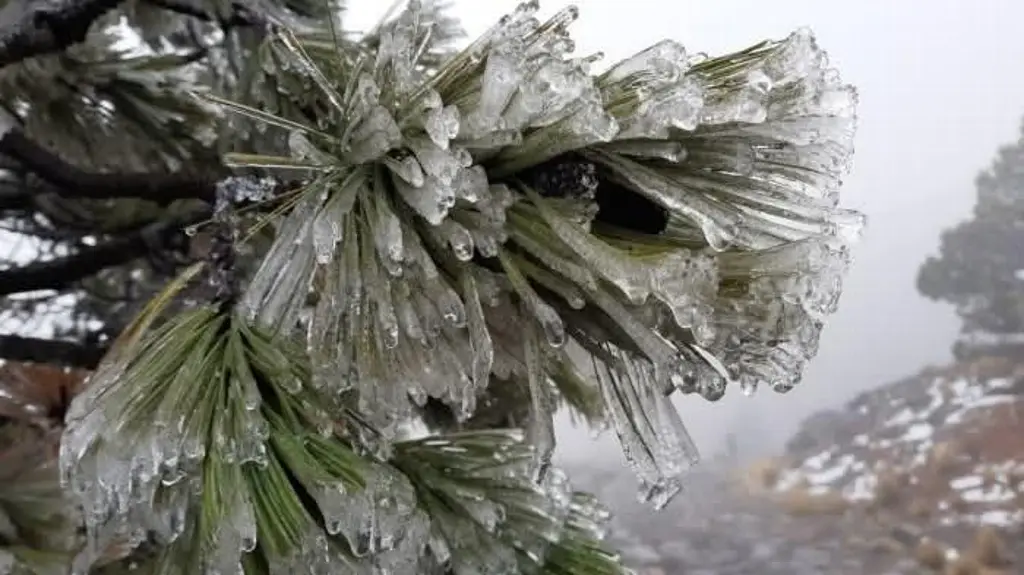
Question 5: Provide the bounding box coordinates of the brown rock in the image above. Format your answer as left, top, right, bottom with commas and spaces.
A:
915, 538, 948, 571
945, 556, 983, 575
969, 526, 1012, 568
909, 498, 934, 520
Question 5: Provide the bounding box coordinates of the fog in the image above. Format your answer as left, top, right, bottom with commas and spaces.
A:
347, 0, 1024, 462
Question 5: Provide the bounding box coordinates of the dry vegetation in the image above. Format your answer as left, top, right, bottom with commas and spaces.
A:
869, 466, 907, 511
909, 526, 1016, 575
909, 498, 934, 520
737, 354, 1024, 574
777, 487, 849, 517
929, 441, 964, 475
936, 356, 1017, 381
968, 526, 1011, 568
944, 556, 984, 575
965, 356, 1016, 380
736, 456, 787, 494
915, 538, 948, 571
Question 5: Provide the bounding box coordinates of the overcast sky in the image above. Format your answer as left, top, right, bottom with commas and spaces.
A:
347, 0, 1024, 462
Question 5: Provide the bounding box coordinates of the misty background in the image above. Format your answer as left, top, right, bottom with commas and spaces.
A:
349, 0, 1024, 462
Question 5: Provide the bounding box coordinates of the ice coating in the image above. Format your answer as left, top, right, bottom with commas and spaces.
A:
393, 430, 600, 573
223, 3, 621, 454
228, 11, 859, 507
60, 9, 864, 566
58, 310, 375, 574
509, 26, 858, 496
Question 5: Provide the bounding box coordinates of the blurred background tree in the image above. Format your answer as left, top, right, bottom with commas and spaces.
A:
918, 117, 1024, 361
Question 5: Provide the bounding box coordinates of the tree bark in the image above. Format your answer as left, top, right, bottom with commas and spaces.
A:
0, 334, 106, 369
0, 129, 219, 204
0, 0, 127, 70
0, 211, 201, 297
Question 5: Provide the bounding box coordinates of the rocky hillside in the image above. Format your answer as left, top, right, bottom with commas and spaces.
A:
569, 355, 1024, 574
763, 355, 1024, 573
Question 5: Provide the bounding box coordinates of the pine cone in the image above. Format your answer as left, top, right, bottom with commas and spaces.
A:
521, 156, 599, 200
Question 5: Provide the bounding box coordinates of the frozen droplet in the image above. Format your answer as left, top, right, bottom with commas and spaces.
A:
452, 165, 489, 203
372, 195, 405, 275
393, 174, 452, 226
288, 130, 334, 165
312, 208, 339, 264
603, 40, 689, 85
456, 129, 523, 153
440, 220, 475, 261
406, 136, 462, 185
424, 105, 461, 149
471, 50, 521, 136
348, 106, 402, 163
385, 155, 425, 187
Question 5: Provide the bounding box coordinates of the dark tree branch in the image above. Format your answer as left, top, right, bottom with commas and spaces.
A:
145, 0, 261, 28
0, 176, 168, 240
0, 179, 33, 212
0, 129, 219, 205
0, 130, 302, 209
0, 334, 106, 369
0, 0, 127, 70
0, 174, 298, 299
0, 210, 204, 297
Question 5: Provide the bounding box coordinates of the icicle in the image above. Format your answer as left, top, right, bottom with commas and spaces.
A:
522, 187, 649, 303
412, 289, 443, 339
393, 279, 426, 342
241, 191, 326, 331
364, 235, 401, 350
497, 250, 565, 348
592, 352, 698, 509
648, 250, 719, 344
602, 40, 689, 85
312, 200, 342, 265
462, 48, 521, 138
460, 269, 494, 400
585, 286, 689, 392
523, 320, 555, 480
371, 193, 405, 276
327, 464, 424, 561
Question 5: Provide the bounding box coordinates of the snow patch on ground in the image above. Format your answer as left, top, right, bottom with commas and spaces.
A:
975, 509, 1024, 527
950, 475, 983, 490
901, 423, 933, 442
774, 369, 1024, 529
961, 483, 1015, 504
